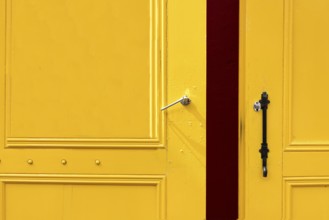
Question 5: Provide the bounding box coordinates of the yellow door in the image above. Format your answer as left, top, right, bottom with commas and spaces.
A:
0, 0, 205, 219
240, 0, 329, 219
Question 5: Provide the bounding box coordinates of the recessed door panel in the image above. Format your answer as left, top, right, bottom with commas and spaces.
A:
285, 0, 329, 147
284, 178, 329, 220
6, 0, 162, 144
3, 175, 164, 220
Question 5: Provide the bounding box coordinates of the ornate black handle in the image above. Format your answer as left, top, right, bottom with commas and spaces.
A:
254, 92, 270, 177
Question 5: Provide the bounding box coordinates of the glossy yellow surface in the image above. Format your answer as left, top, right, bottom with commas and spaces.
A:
240, 0, 329, 219
0, 0, 205, 219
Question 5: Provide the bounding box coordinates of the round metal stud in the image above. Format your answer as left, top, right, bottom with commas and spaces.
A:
95, 160, 101, 166
61, 159, 67, 165
27, 159, 33, 165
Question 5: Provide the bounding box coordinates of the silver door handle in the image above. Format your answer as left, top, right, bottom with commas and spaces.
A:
161, 95, 191, 111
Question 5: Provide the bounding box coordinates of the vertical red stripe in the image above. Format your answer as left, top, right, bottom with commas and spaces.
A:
207, 0, 239, 219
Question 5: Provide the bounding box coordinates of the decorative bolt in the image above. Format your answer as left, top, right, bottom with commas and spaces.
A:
61, 159, 67, 165
95, 160, 101, 166
27, 159, 33, 165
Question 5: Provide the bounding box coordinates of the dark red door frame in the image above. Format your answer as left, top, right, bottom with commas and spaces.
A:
207, 0, 239, 219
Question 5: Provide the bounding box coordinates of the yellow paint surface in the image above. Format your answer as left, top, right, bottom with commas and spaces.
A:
241, 0, 329, 219
0, 0, 205, 219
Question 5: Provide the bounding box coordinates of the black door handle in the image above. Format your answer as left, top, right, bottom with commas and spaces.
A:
254, 92, 270, 177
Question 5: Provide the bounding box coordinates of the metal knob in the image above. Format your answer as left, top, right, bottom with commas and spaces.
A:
161, 95, 191, 111
253, 101, 261, 112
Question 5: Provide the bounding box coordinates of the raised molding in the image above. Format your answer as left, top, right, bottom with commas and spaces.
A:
0, 174, 166, 219
4, 0, 166, 148
283, 177, 329, 219
6, 137, 165, 148
283, 0, 329, 151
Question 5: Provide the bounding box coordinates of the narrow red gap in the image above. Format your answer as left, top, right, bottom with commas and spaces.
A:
207, 0, 239, 219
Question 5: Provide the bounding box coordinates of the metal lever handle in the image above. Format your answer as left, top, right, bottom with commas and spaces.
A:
161, 95, 191, 111
254, 92, 270, 177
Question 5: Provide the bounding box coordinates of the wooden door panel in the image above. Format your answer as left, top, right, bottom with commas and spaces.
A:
241, 0, 329, 219
284, 0, 329, 149
283, 0, 329, 178
4, 0, 163, 144
0, 0, 206, 218
0, 0, 166, 174
284, 178, 329, 220
2, 175, 165, 220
